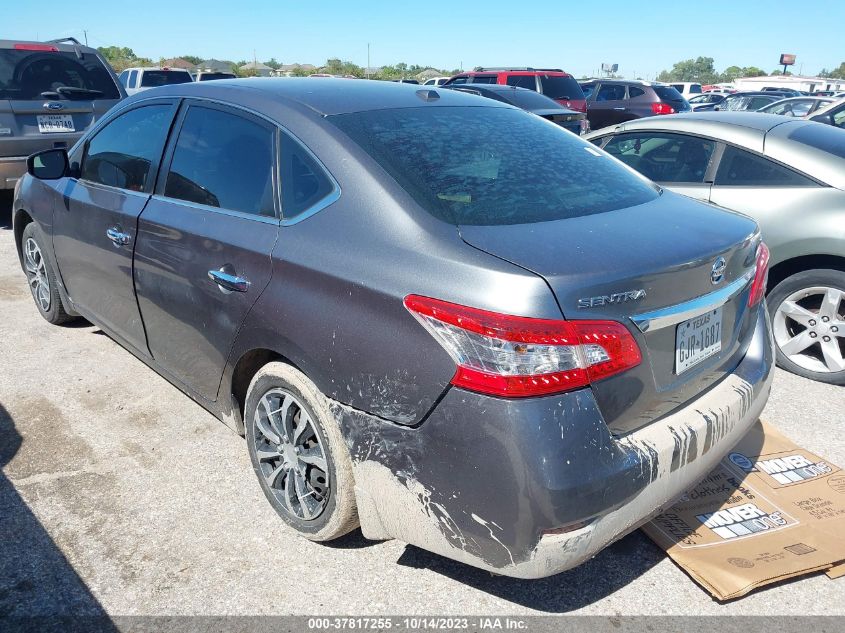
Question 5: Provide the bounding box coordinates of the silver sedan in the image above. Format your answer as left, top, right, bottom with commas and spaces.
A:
587, 112, 845, 384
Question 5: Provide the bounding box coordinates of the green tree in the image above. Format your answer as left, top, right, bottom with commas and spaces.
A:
265, 57, 281, 70
656, 56, 719, 84
96, 45, 152, 72
820, 62, 845, 78
181, 55, 204, 66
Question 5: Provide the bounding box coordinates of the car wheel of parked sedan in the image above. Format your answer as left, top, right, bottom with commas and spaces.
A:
244, 361, 359, 540
768, 269, 845, 385
21, 223, 74, 325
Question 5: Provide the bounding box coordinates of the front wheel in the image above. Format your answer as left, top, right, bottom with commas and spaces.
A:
21, 223, 74, 325
244, 362, 359, 541
768, 269, 845, 385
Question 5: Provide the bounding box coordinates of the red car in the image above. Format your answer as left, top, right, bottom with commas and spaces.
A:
444, 67, 587, 113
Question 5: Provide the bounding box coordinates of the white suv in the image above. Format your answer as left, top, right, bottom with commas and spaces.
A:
669, 82, 703, 98
117, 67, 193, 95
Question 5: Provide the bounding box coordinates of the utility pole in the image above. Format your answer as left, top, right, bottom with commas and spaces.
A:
367, 42, 370, 79
83, 29, 88, 45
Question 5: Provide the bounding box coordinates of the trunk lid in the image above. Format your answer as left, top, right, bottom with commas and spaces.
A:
459, 192, 761, 434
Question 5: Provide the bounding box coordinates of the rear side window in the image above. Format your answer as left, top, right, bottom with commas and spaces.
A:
690, 84, 703, 94
330, 107, 658, 226
653, 86, 684, 101
164, 106, 275, 216
81, 104, 174, 191
715, 146, 817, 187
539, 75, 583, 100
470, 74, 498, 84
596, 84, 625, 101
140, 71, 193, 87
628, 86, 645, 98
0, 49, 120, 100
279, 130, 335, 219
505, 75, 537, 91
128, 70, 138, 88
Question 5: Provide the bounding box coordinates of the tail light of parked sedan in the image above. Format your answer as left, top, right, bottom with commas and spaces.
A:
748, 242, 770, 307
651, 103, 675, 115
404, 295, 641, 398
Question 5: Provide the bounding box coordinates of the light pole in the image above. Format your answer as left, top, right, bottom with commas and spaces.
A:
367, 43, 370, 79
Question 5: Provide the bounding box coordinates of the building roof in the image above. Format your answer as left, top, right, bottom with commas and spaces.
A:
198, 59, 235, 72
240, 61, 273, 71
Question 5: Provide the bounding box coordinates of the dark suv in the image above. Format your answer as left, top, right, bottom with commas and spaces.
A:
579, 79, 690, 130
0, 37, 125, 190
444, 67, 586, 112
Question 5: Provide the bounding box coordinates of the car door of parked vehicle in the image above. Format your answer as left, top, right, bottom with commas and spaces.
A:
708, 144, 826, 245
588, 83, 628, 129
52, 99, 178, 355
600, 131, 716, 202
133, 101, 279, 401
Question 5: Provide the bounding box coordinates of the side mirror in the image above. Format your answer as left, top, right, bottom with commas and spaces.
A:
27, 148, 69, 180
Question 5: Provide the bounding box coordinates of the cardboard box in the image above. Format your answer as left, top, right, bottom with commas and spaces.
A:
643, 420, 845, 600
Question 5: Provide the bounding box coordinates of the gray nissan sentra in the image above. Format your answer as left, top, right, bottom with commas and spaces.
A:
12, 79, 774, 578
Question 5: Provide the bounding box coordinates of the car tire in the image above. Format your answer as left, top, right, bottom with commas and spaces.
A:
244, 361, 359, 541
767, 269, 845, 385
21, 223, 74, 326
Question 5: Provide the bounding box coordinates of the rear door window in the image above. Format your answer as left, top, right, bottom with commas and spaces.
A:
0, 49, 120, 100
279, 130, 336, 220
505, 75, 537, 91
81, 104, 175, 191
715, 146, 818, 186
580, 83, 595, 99
164, 105, 276, 216
539, 75, 583, 100
596, 84, 626, 101
603, 132, 715, 183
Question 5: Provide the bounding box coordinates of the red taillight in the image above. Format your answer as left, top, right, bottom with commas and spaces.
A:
404, 295, 641, 398
14, 43, 59, 52
651, 102, 675, 115
748, 242, 770, 307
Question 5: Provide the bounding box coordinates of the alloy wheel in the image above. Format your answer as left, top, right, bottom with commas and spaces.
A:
23, 237, 51, 312
773, 286, 845, 374
252, 388, 330, 520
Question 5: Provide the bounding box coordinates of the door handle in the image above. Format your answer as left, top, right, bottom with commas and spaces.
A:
613, 107, 626, 111
208, 268, 250, 293
106, 227, 131, 246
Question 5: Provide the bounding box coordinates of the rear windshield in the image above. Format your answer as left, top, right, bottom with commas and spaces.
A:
0, 49, 120, 100
539, 75, 584, 100
653, 86, 685, 101
330, 107, 657, 226
501, 89, 563, 110
140, 71, 193, 87
198, 72, 235, 81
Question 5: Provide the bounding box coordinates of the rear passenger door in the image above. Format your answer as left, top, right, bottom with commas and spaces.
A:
588, 83, 627, 129
600, 132, 716, 201
133, 101, 279, 401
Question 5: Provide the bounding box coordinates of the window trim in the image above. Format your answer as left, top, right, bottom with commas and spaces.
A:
155, 98, 282, 221
77, 99, 179, 195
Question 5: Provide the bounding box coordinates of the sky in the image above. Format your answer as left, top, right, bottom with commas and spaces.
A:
5, 1, 845, 78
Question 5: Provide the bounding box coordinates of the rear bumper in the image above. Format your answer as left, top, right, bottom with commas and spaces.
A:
332, 304, 774, 578
0, 156, 27, 190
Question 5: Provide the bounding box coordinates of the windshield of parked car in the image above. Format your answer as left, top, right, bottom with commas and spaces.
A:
0, 49, 120, 100
140, 71, 193, 87
501, 88, 565, 110
330, 107, 658, 226
539, 75, 584, 100
198, 72, 236, 81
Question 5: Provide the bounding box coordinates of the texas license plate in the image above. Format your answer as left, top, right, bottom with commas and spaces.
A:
37, 114, 74, 133
675, 307, 722, 374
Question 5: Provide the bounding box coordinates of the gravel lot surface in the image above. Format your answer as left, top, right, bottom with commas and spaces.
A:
1, 193, 843, 617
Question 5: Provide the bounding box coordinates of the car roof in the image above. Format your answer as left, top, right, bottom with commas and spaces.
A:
122, 77, 514, 116
588, 112, 845, 188
580, 79, 669, 87
0, 38, 101, 56
456, 68, 569, 76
